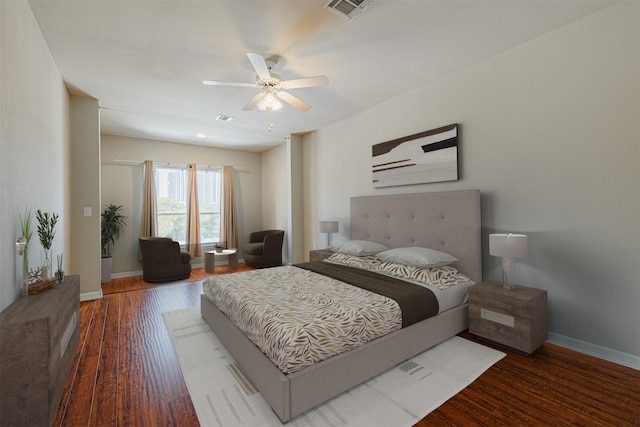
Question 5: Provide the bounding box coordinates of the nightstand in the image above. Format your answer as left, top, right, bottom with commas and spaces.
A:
468, 281, 548, 354
309, 249, 334, 262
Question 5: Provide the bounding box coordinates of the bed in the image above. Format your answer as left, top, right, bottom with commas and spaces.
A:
200, 189, 482, 423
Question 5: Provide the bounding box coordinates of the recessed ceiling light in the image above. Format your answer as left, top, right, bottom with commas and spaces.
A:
216, 114, 235, 122
196, 133, 206, 138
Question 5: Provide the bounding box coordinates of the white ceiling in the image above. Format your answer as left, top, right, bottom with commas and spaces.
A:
28, 0, 615, 152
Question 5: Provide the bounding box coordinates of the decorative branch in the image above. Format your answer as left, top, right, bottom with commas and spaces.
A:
36, 210, 58, 251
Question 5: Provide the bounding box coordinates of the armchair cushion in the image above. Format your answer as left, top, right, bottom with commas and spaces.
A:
244, 242, 264, 255
139, 237, 192, 282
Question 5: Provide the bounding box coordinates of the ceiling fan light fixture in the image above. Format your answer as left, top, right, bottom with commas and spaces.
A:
256, 102, 282, 112
264, 91, 281, 109
257, 91, 282, 111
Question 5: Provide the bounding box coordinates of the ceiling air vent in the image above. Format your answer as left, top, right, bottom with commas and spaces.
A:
324, 0, 375, 21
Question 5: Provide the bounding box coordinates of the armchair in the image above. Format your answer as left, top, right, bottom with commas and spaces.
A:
139, 237, 192, 282
244, 230, 285, 268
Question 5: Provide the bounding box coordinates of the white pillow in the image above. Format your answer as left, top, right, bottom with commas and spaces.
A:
376, 247, 458, 268
336, 240, 389, 256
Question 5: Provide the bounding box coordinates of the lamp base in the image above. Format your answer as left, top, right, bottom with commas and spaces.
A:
325, 233, 333, 251
501, 257, 515, 290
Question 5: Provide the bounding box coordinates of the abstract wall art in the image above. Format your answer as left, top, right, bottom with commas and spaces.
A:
372, 124, 458, 188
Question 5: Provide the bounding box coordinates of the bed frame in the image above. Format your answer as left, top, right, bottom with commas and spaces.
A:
201, 189, 482, 423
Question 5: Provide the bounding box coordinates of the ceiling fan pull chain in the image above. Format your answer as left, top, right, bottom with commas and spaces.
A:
268, 108, 274, 132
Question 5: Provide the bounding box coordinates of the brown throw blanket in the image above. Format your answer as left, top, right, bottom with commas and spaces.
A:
295, 261, 439, 327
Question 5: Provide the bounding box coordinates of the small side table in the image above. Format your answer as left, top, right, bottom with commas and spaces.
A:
205, 249, 239, 273
309, 249, 334, 262
468, 281, 548, 354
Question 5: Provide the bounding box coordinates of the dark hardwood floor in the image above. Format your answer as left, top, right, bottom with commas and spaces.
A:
55, 266, 640, 426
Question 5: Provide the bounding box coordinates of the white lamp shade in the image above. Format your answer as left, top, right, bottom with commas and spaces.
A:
319, 220, 339, 234
489, 233, 528, 258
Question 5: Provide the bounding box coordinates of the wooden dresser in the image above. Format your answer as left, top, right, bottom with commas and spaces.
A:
468, 281, 547, 354
0, 275, 80, 426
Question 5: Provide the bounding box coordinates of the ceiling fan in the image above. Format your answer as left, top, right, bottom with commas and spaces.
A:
203, 53, 329, 113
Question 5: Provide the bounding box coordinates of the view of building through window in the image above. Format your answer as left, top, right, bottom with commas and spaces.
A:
155, 166, 221, 245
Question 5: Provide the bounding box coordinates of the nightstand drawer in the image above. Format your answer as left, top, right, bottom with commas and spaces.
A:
469, 308, 538, 352
468, 282, 547, 354
470, 287, 544, 320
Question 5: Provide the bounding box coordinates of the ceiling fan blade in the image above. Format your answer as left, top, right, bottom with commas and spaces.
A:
277, 91, 311, 112
246, 52, 271, 81
280, 75, 329, 89
243, 92, 265, 111
202, 80, 256, 88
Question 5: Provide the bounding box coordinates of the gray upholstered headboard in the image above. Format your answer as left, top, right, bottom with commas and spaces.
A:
350, 190, 482, 283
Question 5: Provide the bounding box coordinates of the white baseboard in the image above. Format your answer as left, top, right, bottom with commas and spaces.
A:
109, 259, 243, 279
80, 288, 103, 302
111, 270, 143, 279
548, 332, 640, 370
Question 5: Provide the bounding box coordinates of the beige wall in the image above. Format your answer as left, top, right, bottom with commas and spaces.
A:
70, 96, 102, 297
288, 135, 305, 264
259, 136, 306, 265
260, 142, 290, 263
100, 134, 263, 275
302, 2, 639, 364
0, 1, 70, 311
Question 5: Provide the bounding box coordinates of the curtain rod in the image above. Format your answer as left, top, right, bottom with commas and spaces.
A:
109, 158, 247, 171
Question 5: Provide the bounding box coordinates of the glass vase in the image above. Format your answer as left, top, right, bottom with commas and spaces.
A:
43, 249, 52, 279
22, 243, 29, 296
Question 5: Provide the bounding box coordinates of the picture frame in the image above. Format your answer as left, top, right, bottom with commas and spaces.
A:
372, 123, 458, 188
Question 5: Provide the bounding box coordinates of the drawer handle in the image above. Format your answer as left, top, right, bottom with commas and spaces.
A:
481, 308, 515, 327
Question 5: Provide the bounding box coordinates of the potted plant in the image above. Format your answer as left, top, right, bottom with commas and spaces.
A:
101, 204, 126, 283
36, 209, 58, 278
213, 242, 224, 253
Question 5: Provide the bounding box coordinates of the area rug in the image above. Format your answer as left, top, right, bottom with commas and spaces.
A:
163, 306, 505, 427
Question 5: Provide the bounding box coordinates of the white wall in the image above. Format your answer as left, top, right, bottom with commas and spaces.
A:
302, 2, 639, 364
0, 1, 69, 311
101, 134, 263, 275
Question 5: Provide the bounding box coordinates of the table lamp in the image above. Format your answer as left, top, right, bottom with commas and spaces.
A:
319, 220, 339, 250
489, 233, 528, 289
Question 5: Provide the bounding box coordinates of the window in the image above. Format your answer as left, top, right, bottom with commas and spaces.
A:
197, 168, 222, 244
155, 166, 222, 245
